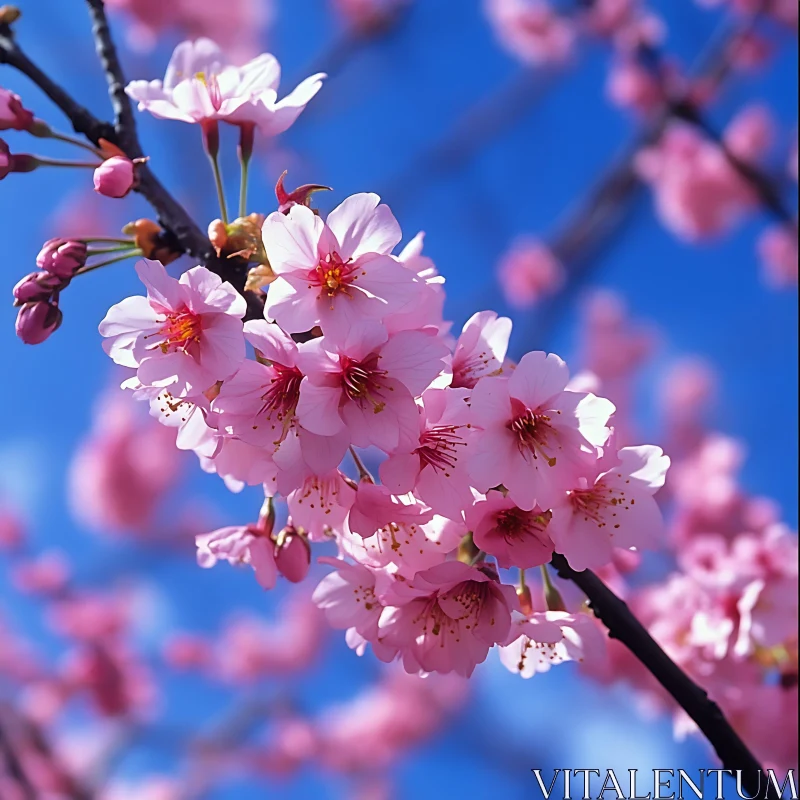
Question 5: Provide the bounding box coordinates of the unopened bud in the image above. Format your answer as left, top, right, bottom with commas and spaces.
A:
0, 87, 34, 132
15, 300, 62, 344
36, 238, 87, 278
517, 583, 534, 616
274, 523, 310, 583
208, 218, 228, 254
93, 155, 137, 198
276, 170, 331, 214
13, 270, 68, 305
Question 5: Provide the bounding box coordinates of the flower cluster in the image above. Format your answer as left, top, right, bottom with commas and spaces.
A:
99, 178, 670, 677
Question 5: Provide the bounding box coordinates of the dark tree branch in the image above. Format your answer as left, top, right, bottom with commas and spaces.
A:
0, 23, 113, 144
84, 0, 138, 149
550, 553, 774, 800
0, 8, 264, 320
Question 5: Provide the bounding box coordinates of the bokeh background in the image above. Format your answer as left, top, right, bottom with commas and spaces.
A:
1, 0, 797, 798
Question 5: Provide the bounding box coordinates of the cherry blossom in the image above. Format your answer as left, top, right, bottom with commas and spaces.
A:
378, 561, 519, 677
499, 610, 606, 677
379, 388, 475, 520
126, 38, 324, 132
196, 523, 277, 590
468, 351, 615, 511
295, 323, 449, 453
262, 193, 420, 339
548, 445, 670, 571
468, 492, 554, 569
99, 260, 246, 399
451, 311, 511, 389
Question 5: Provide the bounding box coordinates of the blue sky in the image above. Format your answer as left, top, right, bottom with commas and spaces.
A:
1, 1, 797, 797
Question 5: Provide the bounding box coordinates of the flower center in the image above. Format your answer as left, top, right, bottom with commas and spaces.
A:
508, 403, 557, 466
495, 507, 552, 541
568, 480, 629, 529
416, 425, 467, 474
151, 306, 202, 355
314, 251, 357, 302
195, 71, 222, 111
257, 363, 303, 444
341, 355, 387, 413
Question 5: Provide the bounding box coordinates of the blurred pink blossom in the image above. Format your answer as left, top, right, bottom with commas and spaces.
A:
635, 121, 758, 240
497, 237, 565, 308
484, 0, 576, 66
758, 225, 798, 288
68, 390, 182, 535
724, 104, 775, 164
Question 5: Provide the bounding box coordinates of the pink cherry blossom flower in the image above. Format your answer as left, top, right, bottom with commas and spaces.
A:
286, 471, 356, 541
451, 310, 512, 389
126, 37, 324, 132
295, 323, 449, 453
262, 193, 421, 339
758, 225, 798, 288
499, 610, 606, 677
496, 238, 565, 309
548, 445, 670, 571
274, 524, 311, 583
198, 435, 279, 494
212, 319, 349, 477
468, 351, 615, 511
383, 232, 448, 335
378, 561, 518, 676
313, 558, 394, 657
196, 523, 277, 589
100, 259, 246, 399
379, 388, 475, 520
484, 0, 576, 66
467, 492, 554, 569
342, 484, 464, 579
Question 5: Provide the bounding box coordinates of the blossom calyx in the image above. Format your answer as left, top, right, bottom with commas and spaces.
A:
275, 170, 331, 214
122, 219, 181, 265
209, 214, 267, 262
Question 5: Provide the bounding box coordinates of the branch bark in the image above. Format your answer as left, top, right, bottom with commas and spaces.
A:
550, 553, 774, 800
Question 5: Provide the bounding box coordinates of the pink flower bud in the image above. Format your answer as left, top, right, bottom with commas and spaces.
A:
274, 524, 311, 583
93, 155, 136, 198
15, 300, 63, 344
36, 238, 88, 278
0, 87, 34, 132
12, 270, 68, 305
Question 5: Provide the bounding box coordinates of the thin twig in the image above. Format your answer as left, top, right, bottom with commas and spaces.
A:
550, 553, 773, 800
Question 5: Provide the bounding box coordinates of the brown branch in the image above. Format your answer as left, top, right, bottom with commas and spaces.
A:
550, 554, 774, 800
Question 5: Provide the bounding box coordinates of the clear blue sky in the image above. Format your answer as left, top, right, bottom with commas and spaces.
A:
1, 1, 797, 797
